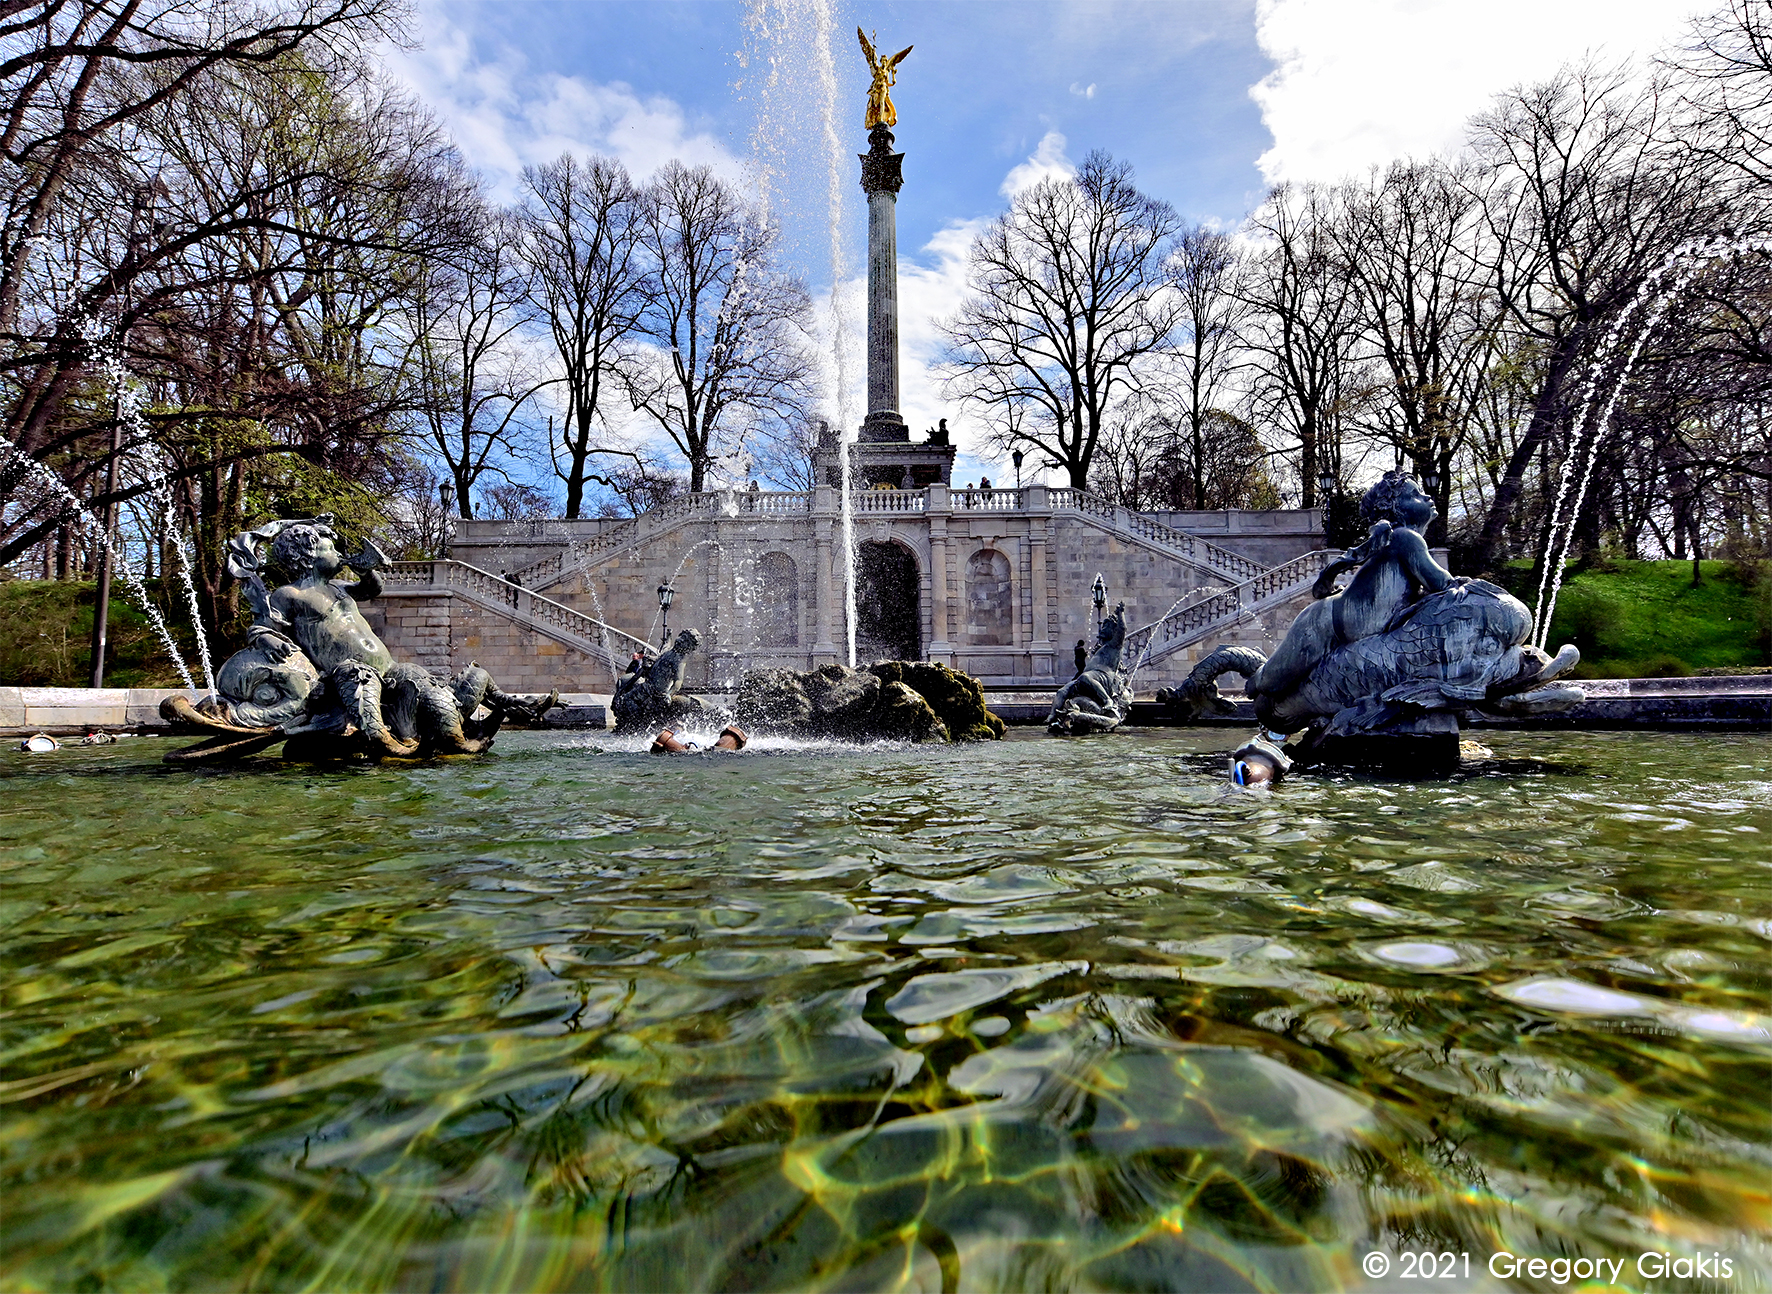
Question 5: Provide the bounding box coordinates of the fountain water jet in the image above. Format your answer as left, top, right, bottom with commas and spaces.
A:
742, 0, 863, 667
1533, 234, 1772, 648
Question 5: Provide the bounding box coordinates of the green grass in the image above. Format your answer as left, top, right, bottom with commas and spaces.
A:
0, 580, 203, 687
1499, 558, 1772, 678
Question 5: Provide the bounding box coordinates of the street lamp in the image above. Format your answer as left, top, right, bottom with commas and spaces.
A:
1317, 469, 1336, 547
1012, 449, 1024, 490
1421, 467, 1440, 494
439, 481, 455, 559
657, 582, 675, 647
1091, 573, 1107, 635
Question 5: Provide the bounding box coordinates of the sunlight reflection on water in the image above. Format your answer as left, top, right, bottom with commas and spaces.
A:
1, 728, 1769, 1291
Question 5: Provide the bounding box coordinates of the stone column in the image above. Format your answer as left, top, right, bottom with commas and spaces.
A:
859, 125, 907, 439
813, 487, 836, 661
1026, 485, 1052, 677
926, 484, 952, 664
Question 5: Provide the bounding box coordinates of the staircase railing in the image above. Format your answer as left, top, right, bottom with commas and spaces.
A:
1122, 549, 1338, 668
385, 560, 653, 664
1047, 488, 1267, 581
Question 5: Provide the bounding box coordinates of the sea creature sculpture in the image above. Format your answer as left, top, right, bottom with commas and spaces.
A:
1160, 473, 1584, 743
1048, 603, 1135, 735
611, 629, 706, 732
161, 516, 555, 763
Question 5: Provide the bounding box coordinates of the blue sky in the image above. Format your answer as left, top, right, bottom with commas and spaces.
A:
391, 0, 1709, 491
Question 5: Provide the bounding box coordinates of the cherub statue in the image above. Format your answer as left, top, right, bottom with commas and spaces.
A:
858, 29, 911, 129
1162, 473, 1584, 741
612, 628, 706, 732
162, 516, 555, 762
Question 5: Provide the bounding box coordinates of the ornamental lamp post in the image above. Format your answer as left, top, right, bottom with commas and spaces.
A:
1317, 469, 1336, 548
439, 482, 455, 559
1091, 573, 1107, 635
1012, 449, 1023, 490
657, 582, 675, 647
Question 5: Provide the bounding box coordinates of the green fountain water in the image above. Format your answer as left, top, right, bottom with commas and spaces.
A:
2, 729, 1767, 1291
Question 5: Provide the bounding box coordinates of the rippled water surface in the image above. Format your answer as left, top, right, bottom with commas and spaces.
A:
2, 728, 1769, 1292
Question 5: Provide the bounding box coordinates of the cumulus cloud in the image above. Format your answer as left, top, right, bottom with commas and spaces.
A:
1250, 0, 1710, 184
1000, 130, 1077, 198
388, 6, 741, 198
1069, 81, 1097, 99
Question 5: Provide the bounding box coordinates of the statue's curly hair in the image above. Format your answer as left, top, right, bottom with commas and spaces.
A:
268, 523, 328, 580
1360, 470, 1431, 526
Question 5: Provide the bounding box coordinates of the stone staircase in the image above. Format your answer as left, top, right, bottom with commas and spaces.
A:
381, 560, 653, 672
1047, 488, 1270, 583
1123, 549, 1338, 671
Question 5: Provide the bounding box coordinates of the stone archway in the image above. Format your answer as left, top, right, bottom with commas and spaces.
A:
964, 548, 1013, 645
757, 551, 799, 646
855, 540, 921, 663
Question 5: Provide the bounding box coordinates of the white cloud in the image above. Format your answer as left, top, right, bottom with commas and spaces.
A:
898, 218, 988, 448
1069, 81, 1097, 100
1250, 0, 1710, 184
388, 7, 742, 199
1000, 130, 1077, 198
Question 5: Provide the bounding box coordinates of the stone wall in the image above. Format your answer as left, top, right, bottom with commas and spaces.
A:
364, 592, 615, 694
1145, 509, 1325, 566
423, 487, 1334, 692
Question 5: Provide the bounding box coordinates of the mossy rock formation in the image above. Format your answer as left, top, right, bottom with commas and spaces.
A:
734, 661, 1003, 743
870, 660, 1005, 742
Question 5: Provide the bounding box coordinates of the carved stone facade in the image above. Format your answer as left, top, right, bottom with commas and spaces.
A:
400, 486, 1331, 694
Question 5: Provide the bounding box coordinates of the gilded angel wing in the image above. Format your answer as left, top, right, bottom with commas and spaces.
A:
857, 27, 876, 64
889, 44, 912, 67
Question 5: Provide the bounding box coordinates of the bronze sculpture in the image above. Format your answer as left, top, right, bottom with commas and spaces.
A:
161, 516, 555, 762
1047, 603, 1135, 735
1162, 473, 1584, 751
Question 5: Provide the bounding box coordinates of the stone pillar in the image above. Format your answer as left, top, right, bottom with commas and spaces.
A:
926, 484, 952, 663
813, 487, 836, 661
1026, 486, 1052, 677
859, 125, 907, 440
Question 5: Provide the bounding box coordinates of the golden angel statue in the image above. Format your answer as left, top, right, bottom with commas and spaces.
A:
858, 28, 911, 129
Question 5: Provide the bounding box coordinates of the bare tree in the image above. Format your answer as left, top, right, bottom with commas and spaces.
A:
1161, 223, 1249, 507
630, 160, 813, 494
0, 0, 399, 341
409, 206, 546, 519
1331, 159, 1501, 537
1237, 182, 1365, 506
515, 153, 646, 518
1462, 61, 1725, 570
941, 151, 1182, 489
1668, 0, 1772, 192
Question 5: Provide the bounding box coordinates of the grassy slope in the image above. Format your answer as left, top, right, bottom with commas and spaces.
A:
0, 580, 199, 687
1499, 559, 1771, 678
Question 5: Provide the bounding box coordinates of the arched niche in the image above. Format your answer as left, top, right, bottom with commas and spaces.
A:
758, 551, 799, 646
964, 548, 1013, 646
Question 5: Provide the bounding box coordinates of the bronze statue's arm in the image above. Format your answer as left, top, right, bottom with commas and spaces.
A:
1311, 522, 1391, 599
1391, 527, 1454, 593
337, 539, 391, 601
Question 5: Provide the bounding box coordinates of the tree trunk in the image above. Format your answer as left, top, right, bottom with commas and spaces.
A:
1471, 339, 1581, 574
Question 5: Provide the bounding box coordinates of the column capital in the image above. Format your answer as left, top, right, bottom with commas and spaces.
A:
859, 125, 904, 194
